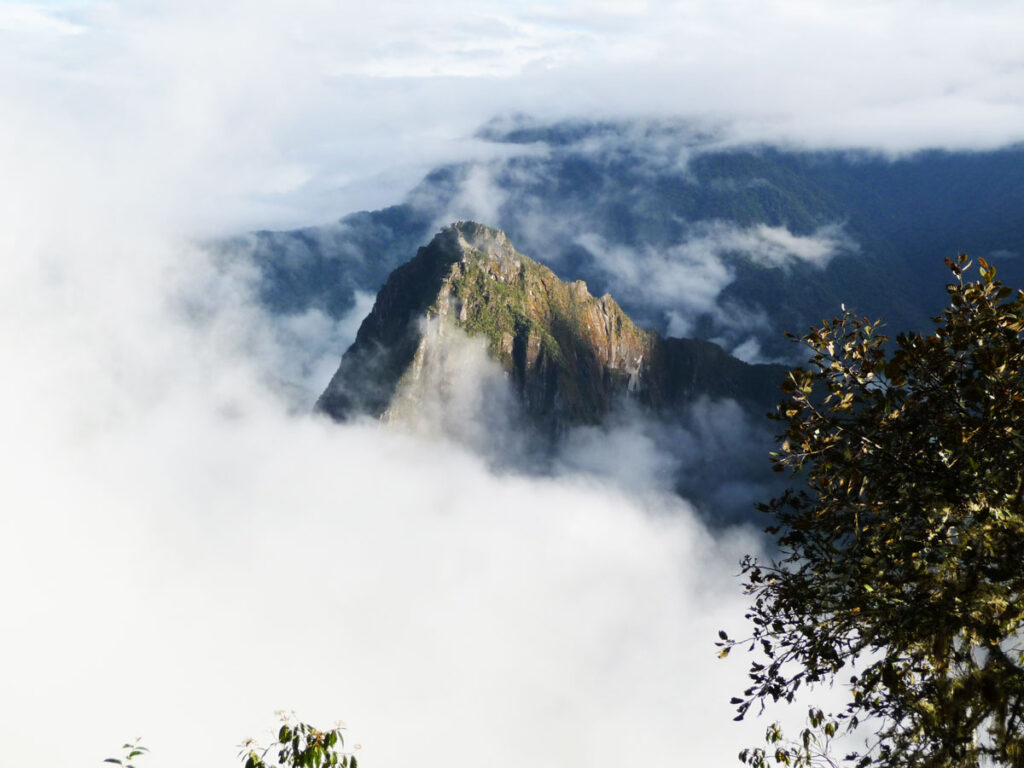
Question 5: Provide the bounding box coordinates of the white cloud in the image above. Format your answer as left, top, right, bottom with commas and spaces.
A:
576, 222, 852, 338
727, 223, 853, 268
267, 294, 377, 408
437, 164, 511, 231
4, 0, 1024, 232
0, 225, 773, 766
381, 316, 531, 457
0, 3, 84, 35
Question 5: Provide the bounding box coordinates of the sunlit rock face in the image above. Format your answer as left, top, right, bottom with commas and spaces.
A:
316, 222, 784, 431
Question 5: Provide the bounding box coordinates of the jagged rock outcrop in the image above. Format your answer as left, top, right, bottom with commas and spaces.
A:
316, 222, 785, 427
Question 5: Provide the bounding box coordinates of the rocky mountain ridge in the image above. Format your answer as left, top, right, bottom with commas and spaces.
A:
316, 222, 784, 429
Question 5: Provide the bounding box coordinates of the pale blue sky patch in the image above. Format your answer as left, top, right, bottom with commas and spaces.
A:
0, 1, 88, 34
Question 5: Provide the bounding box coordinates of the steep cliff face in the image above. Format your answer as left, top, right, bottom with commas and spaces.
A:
316, 222, 784, 427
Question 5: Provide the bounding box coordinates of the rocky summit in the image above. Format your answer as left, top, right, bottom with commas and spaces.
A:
316, 222, 784, 428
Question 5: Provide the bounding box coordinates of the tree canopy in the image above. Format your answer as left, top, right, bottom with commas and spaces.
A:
720, 256, 1024, 768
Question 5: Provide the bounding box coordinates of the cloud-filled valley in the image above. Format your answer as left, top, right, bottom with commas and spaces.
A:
6, 1, 1024, 766
0, 209, 772, 766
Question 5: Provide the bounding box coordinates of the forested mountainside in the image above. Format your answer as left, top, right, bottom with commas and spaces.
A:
220, 118, 1024, 360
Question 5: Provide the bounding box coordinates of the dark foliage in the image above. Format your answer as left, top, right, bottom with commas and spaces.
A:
721, 257, 1024, 767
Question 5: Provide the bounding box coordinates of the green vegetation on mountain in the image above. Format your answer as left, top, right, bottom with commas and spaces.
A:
316, 222, 783, 427
720, 257, 1024, 768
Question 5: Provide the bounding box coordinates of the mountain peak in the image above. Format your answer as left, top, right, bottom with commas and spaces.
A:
446, 220, 519, 262
316, 224, 783, 429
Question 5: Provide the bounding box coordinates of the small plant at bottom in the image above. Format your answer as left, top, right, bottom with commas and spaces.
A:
240, 713, 359, 768
104, 739, 148, 768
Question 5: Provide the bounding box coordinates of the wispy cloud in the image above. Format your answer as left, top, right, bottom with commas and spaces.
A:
5, 0, 1024, 230
576, 221, 854, 341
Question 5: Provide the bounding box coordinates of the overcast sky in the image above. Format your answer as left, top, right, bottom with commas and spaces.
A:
2, 2, 1023, 767
4, 0, 1024, 231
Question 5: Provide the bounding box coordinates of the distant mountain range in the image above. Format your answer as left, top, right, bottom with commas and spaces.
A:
216, 117, 1024, 524
220, 117, 1024, 362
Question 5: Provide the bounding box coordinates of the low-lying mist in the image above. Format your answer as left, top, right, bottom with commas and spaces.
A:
0, 89, 792, 768
336, 306, 784, 524
0, 219, 779, 766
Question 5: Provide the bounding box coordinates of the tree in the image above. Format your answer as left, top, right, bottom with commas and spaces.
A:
719, 256, 1024, 768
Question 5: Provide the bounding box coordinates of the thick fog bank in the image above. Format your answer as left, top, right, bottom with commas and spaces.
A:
1, 222, 775, 767
0, 93, 777, 764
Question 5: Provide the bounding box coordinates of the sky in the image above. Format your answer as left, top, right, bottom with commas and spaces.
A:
5, 0, 1024, 230
3, 1, 1024, 767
